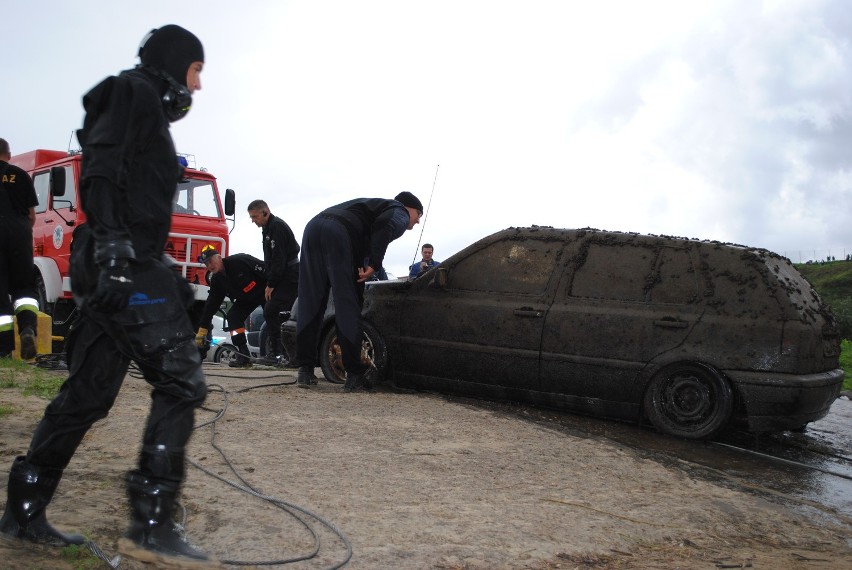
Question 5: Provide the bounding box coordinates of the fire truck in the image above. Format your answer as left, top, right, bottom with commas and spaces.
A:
10, 149, 235, 341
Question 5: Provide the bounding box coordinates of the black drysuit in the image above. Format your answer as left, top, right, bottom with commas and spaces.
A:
0, 160, 39, 354
295, 198, 409, 374
262, 213, 299, 354
24, 68, 207, 482
198, 253, 266, 346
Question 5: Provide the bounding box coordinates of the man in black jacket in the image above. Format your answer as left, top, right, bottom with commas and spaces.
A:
0, 138, 39, 360
0, 25, 217, 567
295, 192, 422, 391
195, 246, 267, 368
247, 200, 299, 363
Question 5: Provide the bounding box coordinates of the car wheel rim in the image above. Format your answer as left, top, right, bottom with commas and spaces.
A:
661, 374, 713, 423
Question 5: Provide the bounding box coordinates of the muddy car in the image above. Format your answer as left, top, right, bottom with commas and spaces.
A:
284, 227, 843, 439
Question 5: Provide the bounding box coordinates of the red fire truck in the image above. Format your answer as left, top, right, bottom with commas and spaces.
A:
10, 149, 235, 339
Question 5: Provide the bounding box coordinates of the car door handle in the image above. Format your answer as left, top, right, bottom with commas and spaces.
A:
654, 319, 689, 328
514, 308, 544, 318
44, 218, 54, 223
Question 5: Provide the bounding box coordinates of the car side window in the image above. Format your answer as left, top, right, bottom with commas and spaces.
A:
447, 239, 559, 294
571, 243, 656, 301
570, 243, 698, 303
649, 246, 698, 304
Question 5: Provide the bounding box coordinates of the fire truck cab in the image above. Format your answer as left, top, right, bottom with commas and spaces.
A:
10, 149, 235, 338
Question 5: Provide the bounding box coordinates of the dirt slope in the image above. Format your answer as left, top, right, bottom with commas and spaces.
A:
1, 366, 850, 569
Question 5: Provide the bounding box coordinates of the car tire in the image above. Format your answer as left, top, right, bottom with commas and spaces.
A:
215, 343, 239, 365
319, 321, 387, 385
643, 362, 733, 440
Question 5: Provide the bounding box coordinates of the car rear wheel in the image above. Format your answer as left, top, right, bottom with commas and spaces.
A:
319, 321, 387, 385
643, 362, 733, 439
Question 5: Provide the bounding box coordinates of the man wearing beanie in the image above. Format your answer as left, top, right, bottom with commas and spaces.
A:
295, 192, 423, 391
0, 25, 218, 568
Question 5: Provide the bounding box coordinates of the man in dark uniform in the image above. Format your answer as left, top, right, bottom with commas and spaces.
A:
194, 245, 267, 368
247, 199, 299, 364
0, 138, 39, 360
295, 191, 423, 391
0, 26, 218, 567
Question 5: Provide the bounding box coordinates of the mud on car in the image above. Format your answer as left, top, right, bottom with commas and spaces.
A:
283, 227, 843, 439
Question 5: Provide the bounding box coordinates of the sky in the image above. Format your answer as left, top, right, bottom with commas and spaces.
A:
5, 0, 852, 275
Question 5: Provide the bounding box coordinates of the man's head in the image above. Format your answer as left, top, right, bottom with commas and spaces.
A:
198, 245, 224, 273
421, 243, 434, 262
247, 199, 272, 228
0, 138, 10, 161
138, 25, 204, 91
394, 191, 424, 230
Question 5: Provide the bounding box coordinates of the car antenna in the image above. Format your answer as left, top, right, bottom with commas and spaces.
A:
411, 164, 439, 269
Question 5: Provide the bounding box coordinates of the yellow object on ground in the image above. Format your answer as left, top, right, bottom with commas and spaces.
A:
12, 312, 53, 360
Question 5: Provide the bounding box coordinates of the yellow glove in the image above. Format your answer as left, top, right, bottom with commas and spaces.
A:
195, 328, 208, 348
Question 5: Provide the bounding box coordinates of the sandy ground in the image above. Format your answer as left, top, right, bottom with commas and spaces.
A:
1, 363, 850, 569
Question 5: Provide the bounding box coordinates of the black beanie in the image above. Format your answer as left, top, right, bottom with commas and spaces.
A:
394, 191, 423, 214
138, 25, 204, 87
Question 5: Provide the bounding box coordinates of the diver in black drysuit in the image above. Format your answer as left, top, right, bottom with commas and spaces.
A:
0, 25, 216, 567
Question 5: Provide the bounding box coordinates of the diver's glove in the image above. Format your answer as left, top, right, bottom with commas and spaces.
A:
90, 240, 135, 312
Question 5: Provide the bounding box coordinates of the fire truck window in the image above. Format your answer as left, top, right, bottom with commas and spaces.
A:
34, 165, 76, 212
32, 173, 49, 213
174, 180, 221, 218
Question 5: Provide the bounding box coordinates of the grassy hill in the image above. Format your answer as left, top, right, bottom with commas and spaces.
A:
795, 260, 852, 299
795, 260, 852, 391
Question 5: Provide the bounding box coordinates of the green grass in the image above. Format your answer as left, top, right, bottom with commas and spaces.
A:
840, 340, 852, 391
59, 543, 101, 570
0, 358, 65, 399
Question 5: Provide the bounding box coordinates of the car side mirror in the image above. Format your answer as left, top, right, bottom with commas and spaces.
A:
50, 166, 66, 197
224, 189, 236, 217
435, 267, 448, 288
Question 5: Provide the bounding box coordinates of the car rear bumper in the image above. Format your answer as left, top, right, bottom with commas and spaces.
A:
725, 368, 844, 432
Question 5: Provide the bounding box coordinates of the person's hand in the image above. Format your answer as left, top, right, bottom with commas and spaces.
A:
195, 328, 209, 348
90, 262, 134, 312
420, 261, 428, 271
357, 266, 375, 283
265, 286, 273, 302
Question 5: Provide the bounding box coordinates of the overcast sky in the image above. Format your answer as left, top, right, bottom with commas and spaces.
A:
6, 0, 852, 274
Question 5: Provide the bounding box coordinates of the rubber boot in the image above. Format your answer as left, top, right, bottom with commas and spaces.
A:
297, 366, 318, 388
0, 456, 85, 546
16, 310, 38, 361
228, 342, 252, 369
117, 447, 219, 568
343, 372, 373, 393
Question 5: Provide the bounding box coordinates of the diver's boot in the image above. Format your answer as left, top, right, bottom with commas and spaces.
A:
0, 456, 85, 546
297, 366, 318, 388
118, 447, 219, 568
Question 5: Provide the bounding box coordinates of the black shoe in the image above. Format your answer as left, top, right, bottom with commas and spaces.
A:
297, 366, 318, 388
228, 354, 252, 368
19, 328, 36, 360
343, 372, 373, 393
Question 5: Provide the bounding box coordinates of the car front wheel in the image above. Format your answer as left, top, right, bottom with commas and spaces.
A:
643, 362, 733, 440
319, 321, 387, 385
